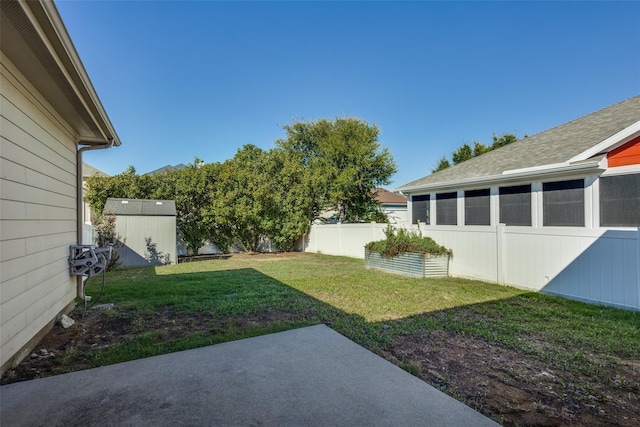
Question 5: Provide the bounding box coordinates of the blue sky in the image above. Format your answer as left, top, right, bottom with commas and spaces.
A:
56, 0, 640, 188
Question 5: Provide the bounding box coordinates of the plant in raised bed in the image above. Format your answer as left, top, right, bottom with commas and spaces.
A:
365, 226, 452, 278
366, 226, 452, 259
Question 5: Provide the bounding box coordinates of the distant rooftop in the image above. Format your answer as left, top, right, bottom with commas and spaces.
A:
373, 188, 407, 205
83, 162, 109, 178
145, 164, 188, 175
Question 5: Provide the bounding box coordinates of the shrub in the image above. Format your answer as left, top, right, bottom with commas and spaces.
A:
365, 226, 452, 259
94, 214, 124, 270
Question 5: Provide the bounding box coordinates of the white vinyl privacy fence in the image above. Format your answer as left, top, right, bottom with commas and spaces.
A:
82, 223, 95, 245
302, 223, 640, 311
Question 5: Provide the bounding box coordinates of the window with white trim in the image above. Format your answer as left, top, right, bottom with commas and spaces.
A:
411, 194, 430, 225
600, 173, 640, 227
499, 184, 531, 226
465, 189, 490, 225
436, 192, 457, 225
543, 179, 584, 227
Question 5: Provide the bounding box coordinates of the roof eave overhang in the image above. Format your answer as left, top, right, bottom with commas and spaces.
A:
568, 121, 640, 163
398, 160, 605, 194
2, 0, 120, 147
37, 0, 121, 147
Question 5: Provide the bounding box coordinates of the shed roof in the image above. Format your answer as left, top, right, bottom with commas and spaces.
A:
399, 96, 640, 193
104, 199, 176, 216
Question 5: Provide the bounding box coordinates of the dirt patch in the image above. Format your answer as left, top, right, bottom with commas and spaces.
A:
0, 305, 290, 385
385, 330, 640, 426
3, 306, 639, 426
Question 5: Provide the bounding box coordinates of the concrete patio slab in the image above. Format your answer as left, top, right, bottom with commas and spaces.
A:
1, 325, 498, 426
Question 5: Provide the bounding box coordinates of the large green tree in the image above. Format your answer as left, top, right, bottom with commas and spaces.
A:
262, 148, 314, 250
86, 161, 221, 255
205, 145, 315, 252
277, 118, 396, 223
432, 133, 519, 173
206, 145, 270, 252
452, 143, 473, 165
85, 117, 397, 254
152, 159, 219, 255
85, 166, 155, 216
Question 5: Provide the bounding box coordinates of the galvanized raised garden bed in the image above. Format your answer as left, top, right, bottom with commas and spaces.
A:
365, 248, 450, 278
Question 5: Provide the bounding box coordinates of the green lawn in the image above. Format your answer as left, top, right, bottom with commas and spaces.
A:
69, 252, 640, 425
85, 252, 640, 373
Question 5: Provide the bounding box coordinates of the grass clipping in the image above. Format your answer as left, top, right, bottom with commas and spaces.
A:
365, 226, 452, 259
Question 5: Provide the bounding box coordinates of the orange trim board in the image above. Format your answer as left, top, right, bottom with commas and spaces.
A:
608, 135, 640, 167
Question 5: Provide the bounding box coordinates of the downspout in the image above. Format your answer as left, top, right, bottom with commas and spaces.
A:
76, 139, 114, 300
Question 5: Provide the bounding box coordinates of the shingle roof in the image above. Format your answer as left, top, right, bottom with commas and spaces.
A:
103, 198, 176, 216
83, 162, 108, 178
145, 164, 187, 175
373, 188, 407, 205
399, 96, 640, 191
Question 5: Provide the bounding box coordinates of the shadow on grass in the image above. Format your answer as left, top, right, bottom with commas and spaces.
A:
83, 267, 367, 364
70, 260, 640, 425
87, 263, 640, 366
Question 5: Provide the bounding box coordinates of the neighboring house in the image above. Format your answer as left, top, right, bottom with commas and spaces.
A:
373, 188, 407, 225
103, 198, 177, 267
314, 190, 408, 225
399, 96, 640, 228
1, 0, 120, 374
397, 96, 640, 310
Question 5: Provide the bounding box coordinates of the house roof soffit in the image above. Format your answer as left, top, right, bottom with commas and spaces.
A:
0, 0, 120, 147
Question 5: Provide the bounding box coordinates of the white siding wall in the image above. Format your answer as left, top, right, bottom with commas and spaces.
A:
303, 223, 640, 311
1, 56, 79, 369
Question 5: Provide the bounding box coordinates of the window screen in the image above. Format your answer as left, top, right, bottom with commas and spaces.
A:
436, 192, 457, 225
499, 185, 531, 226
411, 194, 430, 225
465, 189, 490, 225
600, 173, 640, 227
543, 179, 584, 227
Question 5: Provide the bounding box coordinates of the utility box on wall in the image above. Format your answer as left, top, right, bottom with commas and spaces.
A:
103, 198, 177, 267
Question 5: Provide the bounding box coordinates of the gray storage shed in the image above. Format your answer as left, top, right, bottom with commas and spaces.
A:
103, 198, 177, 267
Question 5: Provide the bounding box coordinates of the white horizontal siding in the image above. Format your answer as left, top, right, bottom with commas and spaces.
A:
1, 177, 75, 210
1, 130, 75, 186
0, 218, 75, 241
0, 237, 27, 262
0, 274, 27, 307
1, 57, 78, 369
0, 62, 76, 163
2, 271, 72, 367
